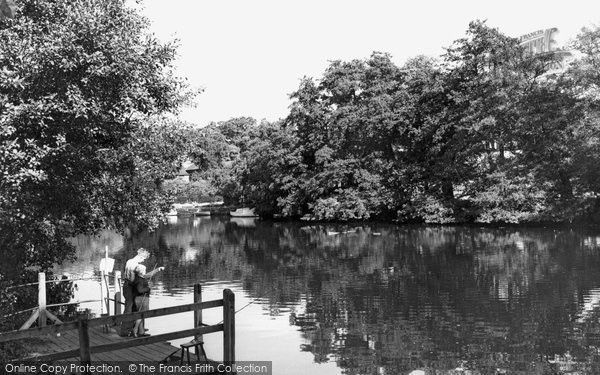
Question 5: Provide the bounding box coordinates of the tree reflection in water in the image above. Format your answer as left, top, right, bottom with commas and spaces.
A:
103, 218, 600, 374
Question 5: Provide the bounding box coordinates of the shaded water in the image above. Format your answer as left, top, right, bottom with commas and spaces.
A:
62, 216, 600, 374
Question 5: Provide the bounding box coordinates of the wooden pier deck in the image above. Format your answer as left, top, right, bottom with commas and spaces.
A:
0, 285, 235, 375
28, 326, 180, 362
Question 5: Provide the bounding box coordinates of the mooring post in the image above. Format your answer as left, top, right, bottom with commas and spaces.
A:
38, 273, 46, 327
194, 284, 202, 341
223, 289, 235, 367
114, 271, 122, 315
77, 318, 91, 372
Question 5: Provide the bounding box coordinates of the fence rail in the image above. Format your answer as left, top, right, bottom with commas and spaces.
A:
0, 284, 236, 370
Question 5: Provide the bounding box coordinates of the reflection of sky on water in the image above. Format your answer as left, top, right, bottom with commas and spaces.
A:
58, 219, 600, 374
229, 217, 257, 228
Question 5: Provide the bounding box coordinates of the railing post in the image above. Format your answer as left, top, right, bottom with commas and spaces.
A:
114, 271, 122, 315
38, 273, 46, 327
78, 318, 91, 372
114, 292, 122, 316
194, 284, 202, 341
103, 246, 110, 314
223, 289, 235, 367
100, 270, 105, 315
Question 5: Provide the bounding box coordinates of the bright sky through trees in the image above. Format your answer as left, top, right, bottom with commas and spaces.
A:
138, 0, 599, 126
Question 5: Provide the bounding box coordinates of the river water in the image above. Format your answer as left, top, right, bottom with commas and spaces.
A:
60, 216, 600, 374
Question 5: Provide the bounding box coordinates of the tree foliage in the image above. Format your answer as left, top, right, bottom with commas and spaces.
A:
223, 21, 600, 224
0, 0, 193, 278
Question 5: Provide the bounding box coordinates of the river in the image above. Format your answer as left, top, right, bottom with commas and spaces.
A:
59, 216, 600, 374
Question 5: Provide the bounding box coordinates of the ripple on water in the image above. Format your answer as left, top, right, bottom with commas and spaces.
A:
65, 219, 600, 375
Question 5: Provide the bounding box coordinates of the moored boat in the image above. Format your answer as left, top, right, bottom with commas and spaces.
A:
195, 209, 211, 216
229, 207, 258, 217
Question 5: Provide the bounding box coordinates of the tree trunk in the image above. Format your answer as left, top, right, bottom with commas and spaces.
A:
442, 179, 454, 201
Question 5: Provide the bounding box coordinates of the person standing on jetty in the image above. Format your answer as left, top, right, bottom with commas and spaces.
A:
122, 248, 164, 336
132, 264, 151, 337
124, 248, 150, 314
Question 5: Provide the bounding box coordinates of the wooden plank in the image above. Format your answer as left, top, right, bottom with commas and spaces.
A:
194, 284, 203, 342
78, 319, 91, 365
94, 341, 152, 362
38, 273, 47, 328
85, 300, 224, 328
19, 310, 39, 330
223, 289, 235, 365
126, 342, 179, 362
114, 292, 122, 315
46, 310, 63, 324
43, 329, 77, 353
89, 324, 222, 356
44, 326, 172, 362
125, 337, 176, 359
30, 337, 63, 356
0, 299, 223, 342
105, 333, 170, 361
85, 327, 138, 361
23, 324, 223, 361
114, 271, 122, 316
58, 331, 78, 348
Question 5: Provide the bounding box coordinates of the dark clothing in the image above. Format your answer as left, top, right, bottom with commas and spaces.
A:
119, 279, 138, 337
134, 295, 149, 312
132, 274, 151, 336
133, 274, 151, 296
120, 275, 149, 336
123, 279, 137, 313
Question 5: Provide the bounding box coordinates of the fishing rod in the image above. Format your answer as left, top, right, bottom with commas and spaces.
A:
139, 263, 159, 308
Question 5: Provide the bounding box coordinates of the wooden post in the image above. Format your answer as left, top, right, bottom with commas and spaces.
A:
114, 292, 122, 316
77, 318, 91, 371
223, 289, 235, 366
38, 273, 46, 327
102, 246, 110, 314
194, 284, 202, 341
114, 271, 122, 315
100, 270, 105, 315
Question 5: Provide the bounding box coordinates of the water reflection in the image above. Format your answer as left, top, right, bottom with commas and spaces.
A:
64, 219, 600, 374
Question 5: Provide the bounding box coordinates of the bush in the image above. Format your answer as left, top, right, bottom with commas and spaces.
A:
310, 190, 371, 221
472, 172, 548, 224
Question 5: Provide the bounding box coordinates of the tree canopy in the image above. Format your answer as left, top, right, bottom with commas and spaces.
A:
0, 0, 194, 278
222, 21, 600, 224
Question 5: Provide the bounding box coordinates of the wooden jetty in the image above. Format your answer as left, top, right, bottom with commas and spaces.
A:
0, 280, 235, 374
26, 325, 178, 362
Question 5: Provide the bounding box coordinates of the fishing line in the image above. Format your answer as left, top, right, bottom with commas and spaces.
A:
214, 287, 277, 324
139, 263, 158, 308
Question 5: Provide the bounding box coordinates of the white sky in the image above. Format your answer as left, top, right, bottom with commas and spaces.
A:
138, 0, 599, 127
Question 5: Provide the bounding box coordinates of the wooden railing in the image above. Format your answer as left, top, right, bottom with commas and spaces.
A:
4, 272, 115, 329
0, 285, 235, 366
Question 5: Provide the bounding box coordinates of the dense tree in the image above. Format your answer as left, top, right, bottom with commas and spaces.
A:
229, 22, 600, 224
0, 0, 193, 278
213, 117, 257, 152
283, 53, 404, 220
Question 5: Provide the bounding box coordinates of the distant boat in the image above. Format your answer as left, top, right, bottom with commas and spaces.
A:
230, 207, 258, 217
166, 209, 178, 216
194, 210, 211, 216
328, 229, 357, 235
